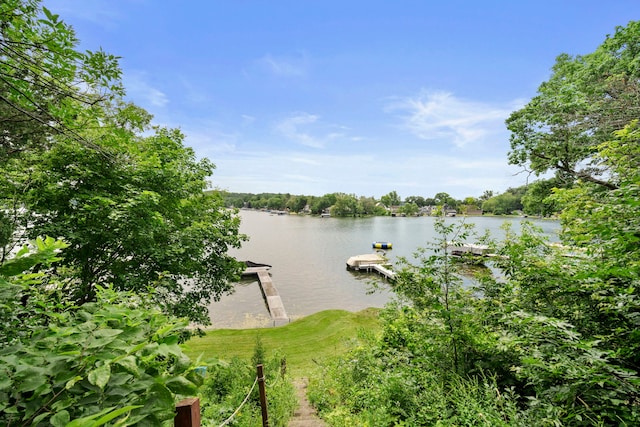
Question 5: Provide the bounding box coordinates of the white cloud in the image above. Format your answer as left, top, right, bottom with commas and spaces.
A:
183, 128, 238, 158
274, 113, 324, 148
389, 91, 514, 147
210, 147, 524, 199
259, 53, 308, 77
272, 113, 360, 149
241, 115, 256, 126
124, 72, 169, 108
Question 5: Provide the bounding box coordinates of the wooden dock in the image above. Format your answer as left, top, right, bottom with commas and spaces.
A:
346, 253, 396, 280
357, 263, 396, 280
243, 266, 289, 326
446, 242, 492, 257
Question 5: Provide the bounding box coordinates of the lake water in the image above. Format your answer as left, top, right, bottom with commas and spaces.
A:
207, 209, 560, 328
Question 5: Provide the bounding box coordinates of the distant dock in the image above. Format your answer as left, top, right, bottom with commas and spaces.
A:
445, 242, 492, 257
346, 253, 396, 280
242, 263, 290, 326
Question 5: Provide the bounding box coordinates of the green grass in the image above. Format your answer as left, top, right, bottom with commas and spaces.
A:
183, 308, 381, 377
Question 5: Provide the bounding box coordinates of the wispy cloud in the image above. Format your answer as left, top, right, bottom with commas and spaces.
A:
241, 115, 256, 126
183, 127, 239, 159
389, 91, 515, 147
274, 113, 328, 148
259, 53, 309, 77
273, 113, 361, 149
211, 149, 520, 198
124, 72, 169, 108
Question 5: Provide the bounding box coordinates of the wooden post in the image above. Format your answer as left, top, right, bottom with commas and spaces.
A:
175, 397, 200, 427
257, 364, 269, 427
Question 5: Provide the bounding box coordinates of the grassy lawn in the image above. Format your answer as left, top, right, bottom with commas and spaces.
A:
183, 308, 381, 377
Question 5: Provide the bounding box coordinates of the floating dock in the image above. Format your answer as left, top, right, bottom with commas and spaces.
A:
446, 242, 492, 257
242, 264, 289, 326
346, 253, 396, 280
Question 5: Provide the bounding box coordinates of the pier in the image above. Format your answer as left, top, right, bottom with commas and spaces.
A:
346, 253, 396, 280
242, 264, 290, 326
446, 242, 492, 257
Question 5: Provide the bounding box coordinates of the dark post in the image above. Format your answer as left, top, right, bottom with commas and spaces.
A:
257, 364, 270, 427
175, 397, 200, 427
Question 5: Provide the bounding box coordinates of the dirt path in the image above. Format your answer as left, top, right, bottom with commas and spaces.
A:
288, 378, 327, 427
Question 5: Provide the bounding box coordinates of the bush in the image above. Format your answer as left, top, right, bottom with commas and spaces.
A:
199, 348, 296, 426
0, 238, 202, 426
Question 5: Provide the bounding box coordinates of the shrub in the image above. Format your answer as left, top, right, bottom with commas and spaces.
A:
0, 238, 202, 426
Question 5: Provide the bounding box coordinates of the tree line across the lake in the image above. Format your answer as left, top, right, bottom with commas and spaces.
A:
1, 0, 639, 424
221, 180, 560, 217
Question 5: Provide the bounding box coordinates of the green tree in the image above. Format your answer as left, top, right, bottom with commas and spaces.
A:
479, 190, 494, 202
330, 193, 358, 217
549, 121, 640, 366
462, 196, 479, 207
481, 187, 524, 215
356, 196, 378, 215
267, 195, 284, 210
22, 124, 245, 323
0, 0, 123, 162
286, 195, 308, 212
380, 190, 401, 207
521, 178, 562, 217
405, 195, 427, 207
0, 1, 245, 324
311, 193, 337, 214
433, 192, 456, 208
398, 202, 419, 216
506, 21, 640, 189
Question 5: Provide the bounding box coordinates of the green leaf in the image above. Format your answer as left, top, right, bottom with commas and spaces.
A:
88, 364, 110, 389
93, 328, 123, 338
65, 376, 83, 390
51, 410, 70, 427
65, 405, 142, 427
165, 376, 197, 395
20, 372, 48, 392
114, 355, 138, 375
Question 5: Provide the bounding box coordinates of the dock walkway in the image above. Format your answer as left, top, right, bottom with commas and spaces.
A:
358, 263, 396, 280
243, 266, 290, 326
346, 253, 396, 280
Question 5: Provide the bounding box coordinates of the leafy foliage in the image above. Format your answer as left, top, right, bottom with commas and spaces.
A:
310, 156, 640, 425
506, 20, 640, 188
0, 0, 123, 161
21, 124, 246, 323
0, 238, 203, 426
0, 0, 246, 324
199, 351, 296, 427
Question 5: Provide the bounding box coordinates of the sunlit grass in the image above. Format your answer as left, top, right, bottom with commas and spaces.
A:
183, 308, 381, 377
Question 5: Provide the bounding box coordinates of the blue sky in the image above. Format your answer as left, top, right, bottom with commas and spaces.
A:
45, 1, 638, 199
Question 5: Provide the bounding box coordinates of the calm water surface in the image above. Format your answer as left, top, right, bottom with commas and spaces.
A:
208, 210, 560, 328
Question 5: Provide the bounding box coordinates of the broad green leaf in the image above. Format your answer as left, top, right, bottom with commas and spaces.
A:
88, 364, 110, 389
51, 410, 70, 427
20, 372, 48, 392
114, 355, 138, 375
93, 328, 123, 338
65, 376, 83, 390
165, 376, 197, 395
65, 405, 142, 427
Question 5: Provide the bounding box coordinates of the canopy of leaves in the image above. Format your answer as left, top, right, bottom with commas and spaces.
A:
0, 238, 202, 426
0, 0, 123, 161
0, 0, 245, 324
506, 20, 640, 189
481, 186, 525, 215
